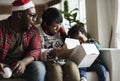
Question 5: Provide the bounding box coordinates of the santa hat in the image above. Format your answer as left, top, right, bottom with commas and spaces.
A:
12, 0, 35, 11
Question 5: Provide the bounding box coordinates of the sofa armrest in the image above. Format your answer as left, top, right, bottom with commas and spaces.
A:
99, 48, 120, 81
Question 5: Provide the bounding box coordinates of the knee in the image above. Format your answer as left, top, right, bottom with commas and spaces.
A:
33, 61, 46, 71
63, 61, 79, 73
98, 64, 106, 72
63, 61, 80, 81
53, 63, 62, 71
24, 61, 46, 81
51, 63, 63, 74
64, 61, 77, 69
32, 61, 46, 76
46, 63, 63, 81
46, 62, 62, 73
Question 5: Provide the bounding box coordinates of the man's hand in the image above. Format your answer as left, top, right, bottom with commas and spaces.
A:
0, 63, 8, 74
11, 61, 26, 77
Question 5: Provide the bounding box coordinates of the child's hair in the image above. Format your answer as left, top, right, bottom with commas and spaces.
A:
68, 23, 87, 38
42, 7, 63, 26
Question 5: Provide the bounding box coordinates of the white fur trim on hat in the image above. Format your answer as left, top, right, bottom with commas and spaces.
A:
12, 1, 35, 11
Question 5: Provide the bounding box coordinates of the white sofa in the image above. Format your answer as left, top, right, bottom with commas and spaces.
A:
99, 48, 120, 81
1, 48, 120, 81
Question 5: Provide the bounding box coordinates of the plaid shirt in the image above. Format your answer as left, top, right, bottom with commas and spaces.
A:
0, 19, 41, 62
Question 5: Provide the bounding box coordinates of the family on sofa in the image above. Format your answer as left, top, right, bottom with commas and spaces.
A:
0, 0, 107, 81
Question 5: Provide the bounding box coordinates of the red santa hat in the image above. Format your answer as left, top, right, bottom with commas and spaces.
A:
12, 0, 35, 11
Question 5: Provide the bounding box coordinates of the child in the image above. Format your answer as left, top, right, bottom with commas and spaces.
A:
68, 23, 107, 81
38, 7, 80, 81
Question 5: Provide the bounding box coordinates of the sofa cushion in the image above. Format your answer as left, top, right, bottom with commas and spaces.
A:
0, 71, 110, 81
0, 78, 26, 81
87, 71, 110, 81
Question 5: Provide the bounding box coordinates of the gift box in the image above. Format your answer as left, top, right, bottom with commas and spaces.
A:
69, 43, 100, 68
65, 38, 80, 49
65, 38, 100, 68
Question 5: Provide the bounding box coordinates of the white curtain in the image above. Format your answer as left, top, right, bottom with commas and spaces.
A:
110, 0, 120, 48
116, 0, 120, 48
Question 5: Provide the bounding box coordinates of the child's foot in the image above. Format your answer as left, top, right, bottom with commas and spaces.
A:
81, 77, 87, 81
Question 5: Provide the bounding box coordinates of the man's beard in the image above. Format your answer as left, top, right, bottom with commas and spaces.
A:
21, 19, 30, 31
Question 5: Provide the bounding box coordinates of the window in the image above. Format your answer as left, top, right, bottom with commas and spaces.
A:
51, 0, 86, 32
0, 14, 10, 20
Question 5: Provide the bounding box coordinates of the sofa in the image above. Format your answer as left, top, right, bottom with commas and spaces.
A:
99, 48, 120, 81
1, 48, 120, 81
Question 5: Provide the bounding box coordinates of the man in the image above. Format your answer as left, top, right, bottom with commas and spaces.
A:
0, 0, 46, 81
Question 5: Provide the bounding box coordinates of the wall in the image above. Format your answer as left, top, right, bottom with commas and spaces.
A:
0, 5, 46, 24
86, 0, 112, 48
0, 0, 61, 24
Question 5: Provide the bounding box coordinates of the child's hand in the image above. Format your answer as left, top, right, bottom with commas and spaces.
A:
48, 48, 63, 58
61, 43, 67, 49
48, 47, 73, 59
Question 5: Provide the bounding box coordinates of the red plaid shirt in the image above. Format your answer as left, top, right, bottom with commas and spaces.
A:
0, 19, 41, 62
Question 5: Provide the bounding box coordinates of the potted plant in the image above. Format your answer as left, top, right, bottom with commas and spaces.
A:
60, 0, 81, 27
60, 0, 91, 38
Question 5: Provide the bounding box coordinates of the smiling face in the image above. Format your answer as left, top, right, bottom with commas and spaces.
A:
26, 7, 37, 26
48, 21, 62, 35
41, 7, 63, 35
20, 7, 37, 31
